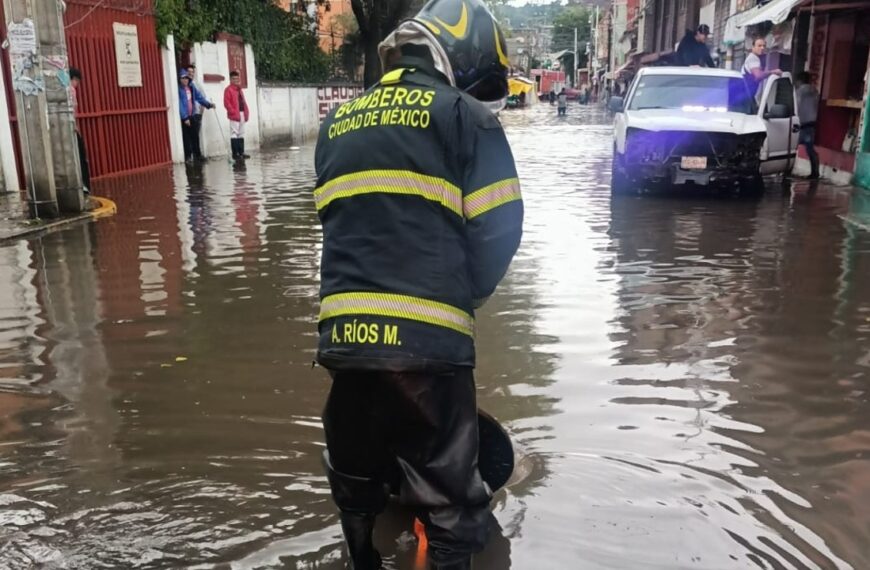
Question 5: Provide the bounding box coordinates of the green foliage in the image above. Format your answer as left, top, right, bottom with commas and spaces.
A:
552, 6, 593, 50
552, 5, 592, 69
155, 0, 330, 82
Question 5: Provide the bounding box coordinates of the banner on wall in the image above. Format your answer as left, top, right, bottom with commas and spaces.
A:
113, 23, 142, 87
317, 86, 365, 121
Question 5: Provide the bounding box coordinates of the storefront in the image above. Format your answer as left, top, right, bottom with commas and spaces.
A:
793, 3, 870, 183
725, 0, 870, 185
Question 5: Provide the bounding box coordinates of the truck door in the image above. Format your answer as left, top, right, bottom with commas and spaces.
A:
759, 73, 800, 175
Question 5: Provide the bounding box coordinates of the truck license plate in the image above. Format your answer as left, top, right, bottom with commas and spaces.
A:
681, 156, 707, 169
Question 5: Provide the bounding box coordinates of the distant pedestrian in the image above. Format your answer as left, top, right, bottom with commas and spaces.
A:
795, 71, 820, 179
68, 68, 91, 195
557, 88, 567, 116
742, 37, 782, 104
179, 69, 213, 163
223, 71, 251, 161
549, 90, 556, 105
186, 64, 212, 161
676, 24, 715, 68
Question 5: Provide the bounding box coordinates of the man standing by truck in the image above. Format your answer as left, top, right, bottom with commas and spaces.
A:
795, 71, 820, 179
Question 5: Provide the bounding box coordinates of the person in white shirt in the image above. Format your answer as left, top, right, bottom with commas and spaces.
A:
742, 37, 782, 103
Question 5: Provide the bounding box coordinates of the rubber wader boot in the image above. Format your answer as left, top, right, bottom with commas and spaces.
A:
323, 452, 386, 569
240, 139, 251, 159
230, 139, 240, 159
340, 512, 382, 570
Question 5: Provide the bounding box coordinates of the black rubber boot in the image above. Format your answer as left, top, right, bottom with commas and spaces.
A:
230, 139, 240, 159
428, 556, 472, 570
340, 512, 382, 570
323, 451, 387, 570
240, 139, 251, 159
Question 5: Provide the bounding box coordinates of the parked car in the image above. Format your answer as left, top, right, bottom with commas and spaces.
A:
609, 66, 799, 194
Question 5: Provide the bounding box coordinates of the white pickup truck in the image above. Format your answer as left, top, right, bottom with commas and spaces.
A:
610, 66, 799, 194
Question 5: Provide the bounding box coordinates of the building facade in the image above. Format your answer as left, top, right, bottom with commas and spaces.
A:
609, 0, 870, 188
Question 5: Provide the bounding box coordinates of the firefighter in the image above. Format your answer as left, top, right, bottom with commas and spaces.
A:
313, 0, 523, 568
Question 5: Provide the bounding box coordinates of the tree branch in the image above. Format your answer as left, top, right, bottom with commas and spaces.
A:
350, 0, 369, 37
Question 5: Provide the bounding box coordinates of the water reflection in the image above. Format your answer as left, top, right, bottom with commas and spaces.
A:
0, 103, 866, 569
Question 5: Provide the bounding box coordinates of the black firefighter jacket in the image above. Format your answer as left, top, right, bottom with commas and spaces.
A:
313, 64, 523, 371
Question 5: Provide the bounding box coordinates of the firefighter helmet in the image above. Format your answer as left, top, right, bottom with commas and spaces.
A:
413, 0, 510, 103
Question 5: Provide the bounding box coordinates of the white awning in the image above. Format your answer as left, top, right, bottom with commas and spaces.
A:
723, 0, 803, 45
743, 0, 803, 25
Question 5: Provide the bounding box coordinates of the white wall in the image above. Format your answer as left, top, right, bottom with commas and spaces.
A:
167, 38, 361, 158
162, 35, 185, 163
243, 45, 261, 149
258, 84, 363, 146
193, 40, 232, 158
257, 86, 321, 145
167, 39, 263, 161
0, 46, 20, 191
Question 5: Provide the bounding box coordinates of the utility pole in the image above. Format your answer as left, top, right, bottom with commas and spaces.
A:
573, 27, 578, 88
5, 0, 87, 218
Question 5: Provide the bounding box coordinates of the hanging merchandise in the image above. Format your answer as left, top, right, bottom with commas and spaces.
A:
766, 19, 795, 55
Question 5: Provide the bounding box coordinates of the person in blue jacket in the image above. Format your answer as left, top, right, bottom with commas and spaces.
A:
179, 69, 213, 163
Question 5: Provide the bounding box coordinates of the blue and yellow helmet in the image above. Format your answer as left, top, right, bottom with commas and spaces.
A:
413, 0, 510, 103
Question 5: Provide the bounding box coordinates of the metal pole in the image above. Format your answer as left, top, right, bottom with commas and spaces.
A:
573, 27, 578, 88
40, 0, 86, 213
5, 0, 59, 218
5, 0, 85, 217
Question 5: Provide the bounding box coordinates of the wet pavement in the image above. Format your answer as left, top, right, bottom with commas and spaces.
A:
0, 102, 869, 569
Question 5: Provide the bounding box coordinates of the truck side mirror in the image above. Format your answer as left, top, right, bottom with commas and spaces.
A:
609, 96, 625, 113
765, 103, 789, 120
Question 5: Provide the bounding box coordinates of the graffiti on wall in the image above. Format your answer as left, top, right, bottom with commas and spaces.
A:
318, 85, 365, 121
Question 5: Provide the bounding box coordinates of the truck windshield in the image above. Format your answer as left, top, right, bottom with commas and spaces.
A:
628, 75, 754, 114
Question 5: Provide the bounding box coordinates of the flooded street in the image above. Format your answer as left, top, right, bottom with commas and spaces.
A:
1, 103, 869, 569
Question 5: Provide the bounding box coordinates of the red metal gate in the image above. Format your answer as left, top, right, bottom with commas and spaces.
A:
64, 0, 170, 179
0, 2, 26, 189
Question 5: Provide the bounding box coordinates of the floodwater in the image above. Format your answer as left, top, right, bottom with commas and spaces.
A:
0, 103, 869, 569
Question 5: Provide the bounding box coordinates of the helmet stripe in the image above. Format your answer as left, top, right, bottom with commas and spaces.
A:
494, 21, 509, 67
434, 1, 469, 40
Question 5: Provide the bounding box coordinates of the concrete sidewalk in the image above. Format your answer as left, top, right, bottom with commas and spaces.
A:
0, 192, 116, 243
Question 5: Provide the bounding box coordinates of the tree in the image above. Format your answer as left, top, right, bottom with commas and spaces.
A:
551, 6, 592, 74
350, 0, 426, 87
334, 13, 364, 81
155, 0, 329, 82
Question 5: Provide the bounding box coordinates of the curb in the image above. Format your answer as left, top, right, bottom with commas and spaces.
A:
90, 196, 118, 219
0, 196, 118, 244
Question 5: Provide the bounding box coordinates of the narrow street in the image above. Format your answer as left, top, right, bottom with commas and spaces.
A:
0, 102, 868, 569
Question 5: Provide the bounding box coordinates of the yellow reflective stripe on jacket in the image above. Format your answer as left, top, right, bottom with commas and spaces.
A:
320, 292, 474, 336
314, 170, 463, 216
381, 68, 411, 85
463, 178, 522, 219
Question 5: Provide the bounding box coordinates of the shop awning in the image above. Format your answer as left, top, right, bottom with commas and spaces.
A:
742, 0, 804, 26
723, 0, 804, 45
508, 77, 535, 96
613, 58, 635, 78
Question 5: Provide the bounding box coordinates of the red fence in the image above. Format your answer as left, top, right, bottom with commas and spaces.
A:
0, 2, 26, 188
64, 0, 170, 178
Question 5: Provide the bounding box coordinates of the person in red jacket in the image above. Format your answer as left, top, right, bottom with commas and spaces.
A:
223, 70, 250, 160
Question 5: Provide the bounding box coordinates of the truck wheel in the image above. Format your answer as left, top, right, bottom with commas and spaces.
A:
611, 152, 632, 195
740, 173, 765, 197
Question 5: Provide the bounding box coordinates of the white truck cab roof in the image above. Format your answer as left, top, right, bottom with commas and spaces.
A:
635, 66, 743, 79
